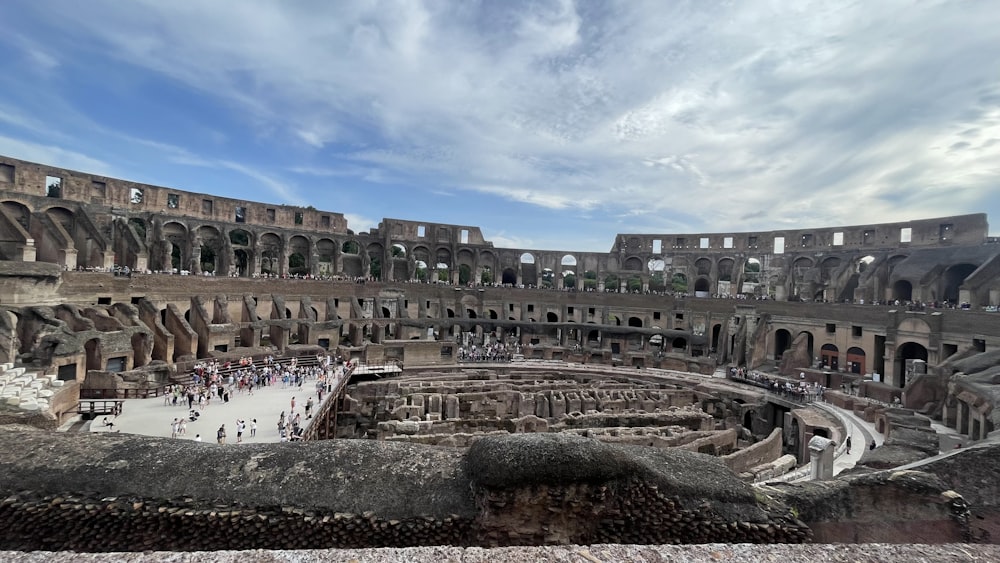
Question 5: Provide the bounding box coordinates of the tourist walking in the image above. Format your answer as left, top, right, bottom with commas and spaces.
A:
217, 424, 226, 444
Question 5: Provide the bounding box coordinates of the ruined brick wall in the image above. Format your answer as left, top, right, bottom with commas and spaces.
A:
722, 427, 783, 475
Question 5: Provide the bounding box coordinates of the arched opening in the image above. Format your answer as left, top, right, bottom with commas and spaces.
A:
259, 233, 282, 276
895, 342, 928, 388
623, 256, 643, 271
459, 263, 472, 285
846, 346, 866, 374
820, 343, 839, 370
232, 249, 249, 277
200, 244, 216, 274
628, 316, 643, 327
501, 267, 517, 285
288, 252, 307, 276
547, 312, 558, 322
414, 260, 428, 282
368, 252, 382, 280
711, 324, 721, 353
541, 268, 554, 288
671, 337, 687, 352
893, 280, 913, 302
798, 331, 815, 362
127, 218, 146, 241
648, 258, 666, 292
583, 270, 598, 291
84, 338, 102, 371
514, 253, 535, 286
671, 272, 688, 293
774, 329, 791, 361
858, 255, 875, 273
626, 274, 642, 293
943, 263, 978, 304
604, 274, 620, 292
480, 265, 493, 285
694, 278, 710, 296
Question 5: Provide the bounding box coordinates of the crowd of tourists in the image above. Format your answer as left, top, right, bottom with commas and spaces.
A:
155, 353, 349, 443
729, 367, 825, 402
456, 342, 519, 363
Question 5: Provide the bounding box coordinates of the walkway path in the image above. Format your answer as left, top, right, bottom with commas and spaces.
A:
79, 370, 338, 443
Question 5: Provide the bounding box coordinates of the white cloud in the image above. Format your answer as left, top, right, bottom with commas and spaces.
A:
5, 0, 1000, 244
344, 213, 377, 234
0, 135, 113, 177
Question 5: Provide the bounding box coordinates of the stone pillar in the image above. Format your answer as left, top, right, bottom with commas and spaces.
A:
808, 435, 835, 480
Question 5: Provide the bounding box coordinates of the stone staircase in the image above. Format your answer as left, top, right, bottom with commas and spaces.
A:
0, 363, 64, 413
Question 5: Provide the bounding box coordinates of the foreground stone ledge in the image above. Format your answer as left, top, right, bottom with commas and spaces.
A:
0, 426, 809, 550
2, 543, 1000, 562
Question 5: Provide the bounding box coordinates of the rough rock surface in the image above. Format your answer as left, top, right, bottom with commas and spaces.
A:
3, 544, 1000, 562
0, 426, 808, 551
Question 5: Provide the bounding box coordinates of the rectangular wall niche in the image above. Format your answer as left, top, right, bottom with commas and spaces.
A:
235, 206, 246, 223
0, 163, 14, 183
833, 232, 844, 246
167, 193, 179, 208
723, 237, 733, 249
45, 175, 62, 197
652, 239, 662, 253
417, 225, 426, 237
202, 199, 214, 215
774, 236, 785, 254
900, 227, 912, 243
461, 229, 469, 244
700, 237, 710, 249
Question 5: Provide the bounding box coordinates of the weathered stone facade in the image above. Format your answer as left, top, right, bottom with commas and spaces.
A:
2, 152, 1000, 444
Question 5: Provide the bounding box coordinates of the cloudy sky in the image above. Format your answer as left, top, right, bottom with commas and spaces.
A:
0, 1, 998, 251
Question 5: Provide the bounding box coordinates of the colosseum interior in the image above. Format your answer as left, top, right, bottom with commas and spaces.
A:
1, 152, 1000, 553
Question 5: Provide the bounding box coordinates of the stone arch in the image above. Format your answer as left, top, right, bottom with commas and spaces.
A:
798, 330, 815, 361
547, 312, 558, 322
893, 280, 913, 302
561, 254, 577, 288
895, 341, 928, 388
366, 242, 385, 281
774, 329, 792, 361
541, 267, 555, 288
628, 316, 643, 328
647, 259, 666, 292
820, 343, 839, 370
341, 239, 362, 277
316, 238, 336, 277
694, 277, 711, 295
717, 258, 734, 282
1, 200, 32, 231
45, 206, 76, 233
478, 250, 496, 284
457, 249, 475, 284
287, 235, 311, 276
694, 258, 712, 277
195, 225, 224, 274
623, 256, 642, 271
435, 247, 452, 283
625, 274, 643, 293
520, 252, 537, 287
501, 267, 517, 285
258, 232, 282, 276
846, 346, 866, 374
820, 256, 841, 282
604, 273, 620, 292
858, 255, 876, 273
161, 221, 188, 272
